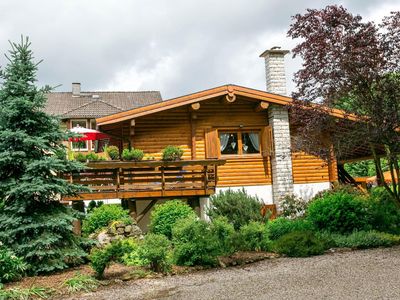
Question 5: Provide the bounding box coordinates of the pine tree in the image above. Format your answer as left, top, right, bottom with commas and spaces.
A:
0, 37, 88, 274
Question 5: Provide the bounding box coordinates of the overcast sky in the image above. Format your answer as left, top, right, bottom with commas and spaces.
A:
0, 0, 399, 99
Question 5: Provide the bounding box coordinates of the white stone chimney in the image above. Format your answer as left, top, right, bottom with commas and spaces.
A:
72, 82, 81, 97
259, 47, 290, 96
260, 47, 293, 207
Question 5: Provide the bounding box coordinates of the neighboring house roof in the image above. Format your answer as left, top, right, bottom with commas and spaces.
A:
96, 84, 358, 126
44, 91, 162, 119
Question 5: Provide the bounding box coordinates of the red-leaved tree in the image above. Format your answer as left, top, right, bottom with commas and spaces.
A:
287, 5, 400, 204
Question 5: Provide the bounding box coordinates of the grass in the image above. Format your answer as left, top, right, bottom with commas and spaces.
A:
129, 269, 153, 279
62, 272, 100, 293
0, 286, 54, 300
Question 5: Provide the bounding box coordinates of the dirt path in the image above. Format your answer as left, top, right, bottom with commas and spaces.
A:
64, 246, 400, 300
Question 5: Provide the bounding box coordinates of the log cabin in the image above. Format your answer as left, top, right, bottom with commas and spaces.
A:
62, 48, 370, 229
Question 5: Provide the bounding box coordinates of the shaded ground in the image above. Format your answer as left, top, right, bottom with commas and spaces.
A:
61, 246, 400, 300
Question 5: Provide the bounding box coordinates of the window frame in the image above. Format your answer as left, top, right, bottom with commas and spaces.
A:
70, 119, 89, 151
218, 128, 262, 158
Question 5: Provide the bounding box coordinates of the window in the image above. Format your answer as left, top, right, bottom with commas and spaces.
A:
219, 130, 260, 156
71, 119, 88, 151
220, 132, 238, 155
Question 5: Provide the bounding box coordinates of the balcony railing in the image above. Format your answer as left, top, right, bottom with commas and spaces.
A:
63, 159, 226, 201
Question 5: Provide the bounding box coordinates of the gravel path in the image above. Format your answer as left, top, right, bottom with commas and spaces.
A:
66, 246, 400, 300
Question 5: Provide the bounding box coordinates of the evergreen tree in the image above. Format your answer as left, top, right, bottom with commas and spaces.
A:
0, 37, 87, 274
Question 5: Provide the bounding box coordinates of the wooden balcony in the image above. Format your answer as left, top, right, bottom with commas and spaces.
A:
63, 159, 226, 201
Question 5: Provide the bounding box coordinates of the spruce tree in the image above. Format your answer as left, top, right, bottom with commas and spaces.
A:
0, 37, 87, 274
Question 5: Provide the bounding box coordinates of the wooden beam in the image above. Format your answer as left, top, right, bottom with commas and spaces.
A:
190, 102, 200, 111
137, 200, 157, 223
254, 101, 269, 112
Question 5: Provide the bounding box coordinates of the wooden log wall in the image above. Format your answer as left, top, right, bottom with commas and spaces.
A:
193, 98, 272, 187
291, 152, 330, 183
101, 96, 337, 188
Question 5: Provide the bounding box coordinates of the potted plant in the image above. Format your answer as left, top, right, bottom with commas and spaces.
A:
161, 145, 184, 161
105, 145, 120, 160
121, 148, 144, 161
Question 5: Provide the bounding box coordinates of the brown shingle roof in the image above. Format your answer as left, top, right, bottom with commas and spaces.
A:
44, 91, 162, 119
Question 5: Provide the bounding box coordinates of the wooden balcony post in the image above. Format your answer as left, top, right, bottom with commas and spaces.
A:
161, 166, 165, 196
116, 168, 121, 195
203, 165, 208, 193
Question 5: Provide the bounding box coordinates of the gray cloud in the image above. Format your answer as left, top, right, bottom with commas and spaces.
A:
0, 0, 399, 99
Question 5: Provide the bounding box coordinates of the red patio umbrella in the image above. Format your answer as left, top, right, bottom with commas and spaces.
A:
68, 125, 110, 142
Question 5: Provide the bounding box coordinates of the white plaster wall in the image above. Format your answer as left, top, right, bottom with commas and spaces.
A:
293, 182, 331, 201
216, 185, 273, 204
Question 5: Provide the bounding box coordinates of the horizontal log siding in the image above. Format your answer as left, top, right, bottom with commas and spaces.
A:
104, 96, 334, 187
194, 98, 272, 186
291, 152, 330, 183
132, 107, 192, 160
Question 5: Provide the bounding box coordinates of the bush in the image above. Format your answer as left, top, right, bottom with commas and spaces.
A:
74, 152, 87, 163
82, 205, 131, 236
209, 217, 236, 255
149, 200, 196, 239
85, 152, 106, 162
87, 200, 104, 214
121, 239, 145, 267
137, 234, 171, 273
172, 218, 221, 266
122, 148, 145, 161
161, 145, 184, 161
307, 190, 370, 234
208, 189, 265, 230
368, 188, 400, 234
273, 231, 329, 257
234, 222, 270, 251
267, 217, 315, 240
90, 239, 137, 279
0, 246, 27, 283
328, 230, 400, 249
105, 145, 120, 160
74, 152, 106, 162
280, 194, 308, 219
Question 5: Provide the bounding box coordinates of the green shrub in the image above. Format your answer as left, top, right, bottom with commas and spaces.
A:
0, 246, 27, 283
137, 234, 171, 273
307, 190, 370, 234
121, 239, 145, 267
368, 188, 400, 234
209, 217, 236, 255
87, 200, 104, 214
235, 221, 270, 251
161, 145, 184, 161
149, 200, 196, 239
73, 152, 105, 162
328, 230, 400, 249
172, 218, 221, 266
74, 152, 87, 163
105, 145, 120, 160
122, 148, 145, 161
267, 217, 315, 240
82, 205, 131, 236
90, 239, 137, 279
208, 189, 265, 230
63, 272, 99, 293
85, 152, 106, 162
273, 231, 329, 257
280, 194, 309, 219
